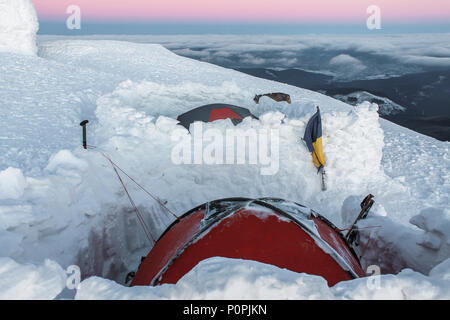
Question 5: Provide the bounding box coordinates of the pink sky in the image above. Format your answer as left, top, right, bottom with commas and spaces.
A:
32, 0, 450, 23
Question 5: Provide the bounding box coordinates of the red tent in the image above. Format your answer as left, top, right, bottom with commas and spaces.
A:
177, 104, 258, 130
130, 198, 366, 287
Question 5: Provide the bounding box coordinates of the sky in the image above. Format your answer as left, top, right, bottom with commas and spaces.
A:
32, 0, 450, 34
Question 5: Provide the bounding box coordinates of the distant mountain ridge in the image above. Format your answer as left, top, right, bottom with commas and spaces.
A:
236, 67, 450, 141
332, 91, 406, 116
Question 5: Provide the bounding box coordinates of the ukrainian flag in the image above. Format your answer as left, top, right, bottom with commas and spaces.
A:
303, 107, 326, 172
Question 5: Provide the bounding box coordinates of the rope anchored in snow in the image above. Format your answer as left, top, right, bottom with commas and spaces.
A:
104, 153, 156, 245
101, 153, 180, 222
101, 152, 183, 245
78, 122, 180, 244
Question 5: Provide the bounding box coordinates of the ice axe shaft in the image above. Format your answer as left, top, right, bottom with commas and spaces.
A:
345, 194, 374, 240
80, 120, 89, 149
320, 169, 327, 191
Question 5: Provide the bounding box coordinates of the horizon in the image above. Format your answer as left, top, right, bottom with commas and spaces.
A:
37, 21, 450, 35
32, 0, 450, 35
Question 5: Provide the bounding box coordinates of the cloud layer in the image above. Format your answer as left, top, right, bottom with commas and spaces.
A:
39, 33, 450, 80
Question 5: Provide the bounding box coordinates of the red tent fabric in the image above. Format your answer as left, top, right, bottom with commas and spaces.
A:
208, 108, 243, 122
177, 104, 258, 130
131, 198, 365, 287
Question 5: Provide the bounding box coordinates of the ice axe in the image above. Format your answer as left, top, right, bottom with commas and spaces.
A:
345, 194, 375, 242
80, 120, 89, 149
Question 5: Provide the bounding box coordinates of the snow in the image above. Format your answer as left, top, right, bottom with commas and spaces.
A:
0, 0, 38, 55
75, 257, 334, 300
410, 208, 450, 263
0, 167, 27, 199
0, 230, 23, 256
0, 257, 66, 299
0, 2, 449, 299
45, 150, 89, 176
332, 258, 450, 300
74, 256, 450, 300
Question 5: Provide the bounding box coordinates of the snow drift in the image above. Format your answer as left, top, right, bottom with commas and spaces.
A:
75, 257, 450, 300
0, 257, 66, 299
0, 0, 39, 55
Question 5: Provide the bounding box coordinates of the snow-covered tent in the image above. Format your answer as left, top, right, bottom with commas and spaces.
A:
131, 198, 366, 287
177, 104, 258, 130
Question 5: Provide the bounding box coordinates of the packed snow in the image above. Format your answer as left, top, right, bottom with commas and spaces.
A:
0, 1, 449, 300
0, 0, 38, 55
0, 257, 66, 299
74, 257, 450, 300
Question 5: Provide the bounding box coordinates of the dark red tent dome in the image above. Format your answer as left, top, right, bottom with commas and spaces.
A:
177, 104, 258, 130
130, 198, 366, 287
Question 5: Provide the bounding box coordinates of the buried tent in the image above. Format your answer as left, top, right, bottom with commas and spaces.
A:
130, 198, 366, 287
177, 103, 258, 130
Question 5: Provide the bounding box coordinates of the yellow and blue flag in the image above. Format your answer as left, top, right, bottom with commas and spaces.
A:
303, 107, 326, 172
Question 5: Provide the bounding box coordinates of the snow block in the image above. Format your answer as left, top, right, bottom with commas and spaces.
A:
76, 257, 333, 300
410, 208, 450, 260
0, 0, 39, 55
45, 150, 89, 177
0, 257, 66, 299
0, 167, 27, 200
